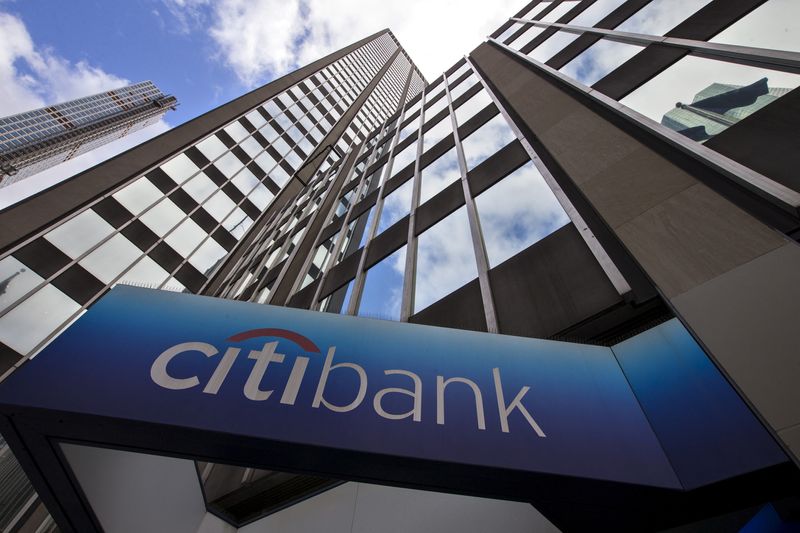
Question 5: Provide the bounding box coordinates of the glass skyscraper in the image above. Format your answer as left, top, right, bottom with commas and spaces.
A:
1, 1, 800, 531
0, 81, 177, 187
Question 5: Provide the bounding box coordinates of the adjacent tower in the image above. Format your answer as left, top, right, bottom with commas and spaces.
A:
0, 81, 177, 187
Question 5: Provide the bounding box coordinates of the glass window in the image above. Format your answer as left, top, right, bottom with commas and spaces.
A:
476, 161, 569, 267
568, 0, 627, 27
377, 178, 413, 234
498, 22, 525, 43
421, 116, 453, 154
424, 93, 450, 119
358, 245, 406, 321
527, 30, 582, 63
461, 114, 516, 171
44, 209, 114, 259
196, 135, 227, 161
615, 0, 713, 35
260, 124, 280, 143
559, 38, 644, 86
321, 279, 354, 314
189, 237, 227, 275
183, 172, 217, 203
509, 24, 546, 50
231, 167, 260, 196
390, 142, 417, 177
541, 0, 579, 23
454, 90, 493, 126
215, 152, 243, 178
160, 153, 199, 184
448, 62, 470, 82
0, 284, 80, 354
113, 176, 161, 215
254, 152, 278, 175
397, 114, 420, 143
248, 184, 273, 211
0, 256, 44, 314
205, 190, 237, 222
240, 136, 262, 159
140, 199, 184, 238
710, 0, 800, 53
620, 55, 800, 142
245, 109, 267, 129
118, 256, 170, 287
224, 122, 249, 143
79, 234, 142, 284
222, 208, 252, 238
164, 218, 207, 257
301, 232, 338, 289
419, 148, 461, 204
520, 1, 552, 20
414, 206, 477, 313
449, 75, 478, 102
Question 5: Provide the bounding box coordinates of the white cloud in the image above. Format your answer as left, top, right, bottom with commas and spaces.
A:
163, 0, 528, 86
0, 11, 171, 208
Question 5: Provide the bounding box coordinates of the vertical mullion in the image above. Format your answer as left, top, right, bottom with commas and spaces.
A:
399, 102, 425, 321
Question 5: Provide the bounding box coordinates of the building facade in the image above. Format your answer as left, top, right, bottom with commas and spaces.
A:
0, 81, 177, 187
0, 0, 799, 531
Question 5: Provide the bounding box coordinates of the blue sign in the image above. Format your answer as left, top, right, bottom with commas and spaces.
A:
0, 286, 785, 490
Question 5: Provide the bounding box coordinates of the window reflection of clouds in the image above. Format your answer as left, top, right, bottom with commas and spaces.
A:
540, 0, 579, 23
390, 142, 417, 177
560, 39, 644, 86
710, 0, 800, 52
461, 114, 516, 171
568, 0, 627, 27
476, 162, 569, 268
454, 90, 493, 126
620, 55, 800, 125
0, 284, 80, 354
414, 206, 477, 313
527, 31, 582, 63
509, 24, 546, 50
615, 0, 712, 35
376, 178, 413, 234
520, 1, 552, 20
421, 116, 453, 154
419, 148, 460, 205
358, 245, 406, 321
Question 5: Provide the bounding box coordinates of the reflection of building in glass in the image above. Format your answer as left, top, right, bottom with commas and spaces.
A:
0, 81, 177, 187
1, 1, 800, 531
661, 78, 791, 141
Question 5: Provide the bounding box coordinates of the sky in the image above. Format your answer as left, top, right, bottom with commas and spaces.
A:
0, 0, 525, 208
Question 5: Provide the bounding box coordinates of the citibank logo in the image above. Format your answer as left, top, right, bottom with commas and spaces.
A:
150, 328, 546, 436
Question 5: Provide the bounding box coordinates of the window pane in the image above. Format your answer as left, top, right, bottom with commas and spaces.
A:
140, 199, 184, 238
454, 90, 493, 126
0, 284, 80, 354
79, 234, 142, 284
419, 147, 460, 205
620, 55, 800, 142
189, 238, 227, 275
414, 206, 477, 313
377, 179, 413, 234
390, 142, 417, 177
358, 245, 406, 321
113, 176, 161, 215
521, 1, 552, 20
421, 116, 453, 154
119, 256, 170, 287
44, 209, 114, 259
183, 172, 217, 203
568, 0, 627, 27
541, 0, 579, 23
527, 30, 582, 63
224, 121, 249, 142
559, 39, 644, 86
196, 135, 227, 161
164, 218, 207, 257
215, 152, 243, 178
461, 114, 516, 171
476, 161, 570, 267
0, 256, 44, 314
321, 279, 354, 314
160, 153, 199, 184
616, 0, 713, 35
205, 190, 237, 222
710, 0, 800, 53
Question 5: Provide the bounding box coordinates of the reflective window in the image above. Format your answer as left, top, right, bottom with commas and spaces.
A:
358, 245, 406, 321
189, 237, 227, 275
215, 152, 243, 178
113, 176, 161, 215
568, 0, 627, 27
616, 0, 713, 35
183, 172, 217, 203
161, 154, 199, 184
196, 135, 227, 161
44, 210, 114, 259
620, 55, 800, 142
271, 165, 291, 186
461, 114, 516, 171
414, 206, 477, 313
0, 256, 43, 314
448, 62, 470, 81
455, 90, 493, 126
710, 0, 800, 53
541, 0, 579, 23
498, 23, 525, 43
421, 116, 453, 154
223, 208, 252, 238
80, 234, 142, 284
476, 161, 569, 267
520, 1, 552, 20
0, 284, 80, 354
240, 136, 263, 159
301, 232, 338, 289
248, 184, 273, 210
419, 148, 460, 205
559, 39, 644, 86
527, 30, 582, 63
231, 168, 260, 196
377, 178, 413, 234
509, 24, 546, 50
390, 142, 417, 176
140, 199, 184, 238
321, 279, 354, 314
397, 114, 420, 143
254, 152, 277, 175
205, 190, 237, 222
245, 109, 267, 129
165, 218, 207, 257
119, 256, 170, 287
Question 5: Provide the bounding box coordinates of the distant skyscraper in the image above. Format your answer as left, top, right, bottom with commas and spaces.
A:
0, 81, 177, 187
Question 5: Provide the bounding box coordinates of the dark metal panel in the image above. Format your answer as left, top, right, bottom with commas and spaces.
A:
51, 265, 104, 306
320, 249, 362, 298
364, 216, 408, 268
414, 181, 465, 236
467, 140, 528, 197
409, 278, 487, 332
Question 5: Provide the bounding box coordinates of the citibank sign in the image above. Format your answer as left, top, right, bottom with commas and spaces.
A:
150, 328, 546, 436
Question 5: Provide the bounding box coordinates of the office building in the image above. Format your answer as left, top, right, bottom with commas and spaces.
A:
0, 81, 177, 187
0, 0, 799, 531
